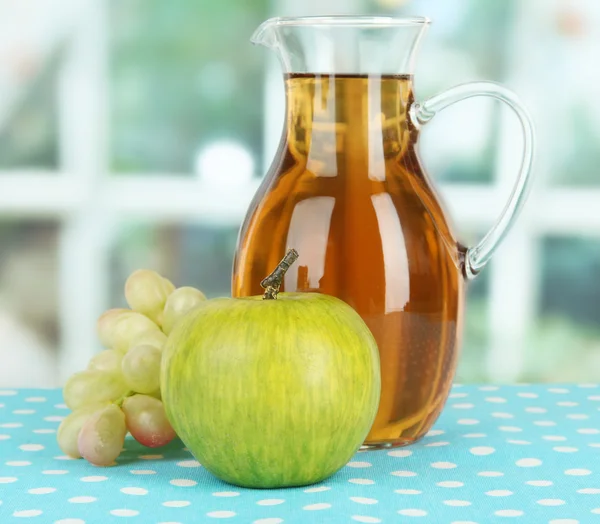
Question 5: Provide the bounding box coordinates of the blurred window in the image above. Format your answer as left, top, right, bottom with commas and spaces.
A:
0, 221, 59, 386
0, 52, 60, 170
457, 263, 490, 383
523, 236, 600, 383
109, 222, 238, 307
108, 0, 268, 175
1, 0, 600, 385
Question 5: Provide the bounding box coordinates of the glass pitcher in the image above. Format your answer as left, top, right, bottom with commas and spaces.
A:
232, 16, 534, 448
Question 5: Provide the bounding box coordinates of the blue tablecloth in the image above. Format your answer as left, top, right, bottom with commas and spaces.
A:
1, 385, 599, 523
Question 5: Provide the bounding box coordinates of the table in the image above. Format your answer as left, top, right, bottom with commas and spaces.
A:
1, 385, 599, 523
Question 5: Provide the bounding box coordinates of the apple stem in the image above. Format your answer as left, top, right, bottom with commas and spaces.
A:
261, 249, 299, 300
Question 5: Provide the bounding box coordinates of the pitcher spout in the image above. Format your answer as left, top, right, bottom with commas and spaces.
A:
251, 18, 279, 49
251, 16, 430, 75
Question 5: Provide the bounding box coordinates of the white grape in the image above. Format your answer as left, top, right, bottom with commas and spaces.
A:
122, 395, 176, 448
57, 404, 105, 458
121, 344, 161, 394
97, 309, 161, 353
63, 370, 128, 410
125, 269, 175, 326
97, 308, 129, 348
78, 404, 127, 466
162, 286, 207, 335
127, 329, 167, 353
88, 349, 123, 373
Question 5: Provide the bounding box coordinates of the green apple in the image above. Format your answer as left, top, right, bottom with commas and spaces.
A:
161, 251, 380, 488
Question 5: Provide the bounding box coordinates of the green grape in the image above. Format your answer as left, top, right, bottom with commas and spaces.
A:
162, 286, 207, 335
57, 404, 105, 458
78, 404, 127, 466
97, 309, 160, 353
88, 349, 123, 373
125, 269, 175, 326
63, 370, 128, 411
96, 308, 129, 348
121, 344, 161, 394
127, 329, 167, 353
122, 394, 176, 448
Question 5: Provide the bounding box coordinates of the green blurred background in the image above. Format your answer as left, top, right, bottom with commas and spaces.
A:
0, 0, 599, 386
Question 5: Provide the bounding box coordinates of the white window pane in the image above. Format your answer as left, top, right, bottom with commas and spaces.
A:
108, 0, 269, 176
528, 236, 600, 382
0, 221, 59, 387
0, 54, 60, 170
456, 260, 489, 383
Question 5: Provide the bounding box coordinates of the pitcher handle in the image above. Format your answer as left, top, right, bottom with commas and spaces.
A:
411, 81, 535, 279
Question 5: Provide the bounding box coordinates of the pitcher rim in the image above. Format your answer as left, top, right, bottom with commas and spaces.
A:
259, 15, 431, 28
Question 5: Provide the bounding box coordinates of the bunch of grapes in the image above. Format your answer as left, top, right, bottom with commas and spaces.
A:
57, 270, 207, 466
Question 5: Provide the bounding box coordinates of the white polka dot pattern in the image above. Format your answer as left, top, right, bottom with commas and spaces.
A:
425, 429, 445, 436
303, 503, 331, 510
443, 500, 471, 506
431, 461, 457, 469
207, 510, 237, 518
526, 480, 553, 486
486, 490, 513, 497
176, 459, 200, 467
516, 458, 542, 467
256, 499, 285, 506
398, 509, 427, 516
346, 461, 372, 468
12, 510, 43, 517
120, 487, 148, 495
470, 446, 495, 455
537, 499, 566, 506
303, 486, 330, 493
68, 496, 96, 503
79, 475, 107, 482
110, 509, 139, 517
349, 478, 375, 485
162, 500, 191, 508
170, 479, 197, 487
28, 487, 56, 494
391, 470, 417, 477
0, 386, 598, 522
388, 449, 412, 457
437, 481, 464, 488
495, 509, 524, 517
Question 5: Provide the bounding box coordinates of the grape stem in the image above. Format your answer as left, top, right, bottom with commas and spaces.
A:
115, 391, 135, 407
261, 249, 299, 300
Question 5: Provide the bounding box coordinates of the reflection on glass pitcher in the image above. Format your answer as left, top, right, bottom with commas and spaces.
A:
233, 16, 534, 448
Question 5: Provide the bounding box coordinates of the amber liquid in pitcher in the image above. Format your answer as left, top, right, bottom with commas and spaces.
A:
233, 74, 465, 447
